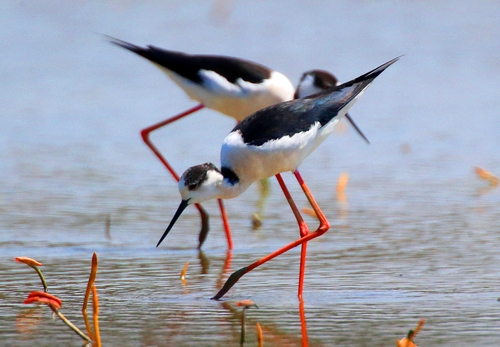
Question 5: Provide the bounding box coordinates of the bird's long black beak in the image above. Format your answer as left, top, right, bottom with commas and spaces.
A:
345, 113, 370, 144
157, 199, 189, 247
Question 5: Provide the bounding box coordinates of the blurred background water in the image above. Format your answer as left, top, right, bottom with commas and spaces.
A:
1, 1, 500, 346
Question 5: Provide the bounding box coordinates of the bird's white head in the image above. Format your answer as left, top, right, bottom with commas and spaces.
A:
294, 70, 339, 99
178, 163, 225, 204
157, 163, 224, 247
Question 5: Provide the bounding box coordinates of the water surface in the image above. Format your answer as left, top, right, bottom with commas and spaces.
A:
1, 1, 500, 346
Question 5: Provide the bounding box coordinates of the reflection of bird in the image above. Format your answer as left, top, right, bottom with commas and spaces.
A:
109, 37, 369, 249
157, 57, 399, 299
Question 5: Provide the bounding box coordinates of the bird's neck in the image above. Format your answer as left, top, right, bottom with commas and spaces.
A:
217, 166, 252, 200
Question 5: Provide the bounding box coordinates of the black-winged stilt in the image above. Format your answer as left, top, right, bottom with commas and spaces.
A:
156, 57, 399, 299
109, 37, 369, 250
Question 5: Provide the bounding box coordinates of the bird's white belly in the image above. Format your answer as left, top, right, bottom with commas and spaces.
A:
221, 122, 334, 183
205, 91, 290, 121
158, 67, 295, 121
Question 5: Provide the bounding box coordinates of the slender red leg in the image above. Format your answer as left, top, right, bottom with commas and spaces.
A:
218, 199, 233, 249
293, 170, 329, 298
274, 173, 309, 299
140, 103, 232, 249
140, 103, 205, 179
216, 250, 233, 290
212, 170, 330, 300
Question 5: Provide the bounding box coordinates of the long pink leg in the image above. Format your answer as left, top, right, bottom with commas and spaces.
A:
141, 103, 232, 249
212, 170, 330, 300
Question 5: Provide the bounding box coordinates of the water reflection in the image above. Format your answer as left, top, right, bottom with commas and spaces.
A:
15, 308, 43, 337
5, 238, 500, 346
219, 299, 310, 347
299, 300, 309, 347
199, 250, 312, 347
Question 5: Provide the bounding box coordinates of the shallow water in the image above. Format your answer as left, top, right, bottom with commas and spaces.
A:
1, 1, 500, 346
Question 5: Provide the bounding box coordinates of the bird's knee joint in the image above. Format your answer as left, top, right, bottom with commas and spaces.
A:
140, 129, 150, 142
317, 223, 330, 234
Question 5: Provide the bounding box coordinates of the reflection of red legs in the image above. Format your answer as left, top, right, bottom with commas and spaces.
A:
212, 170, 330, 300
216, 250, 233, 290
299, 299, 309, 347
197, 250, 210, 275
140, 103, 232, 249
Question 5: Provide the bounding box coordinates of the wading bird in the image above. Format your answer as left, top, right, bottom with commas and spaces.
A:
109, 37, 369, 249
156, 57, 399, 299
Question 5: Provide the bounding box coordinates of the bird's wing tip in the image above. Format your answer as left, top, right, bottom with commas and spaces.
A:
104, 35, 142, 52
